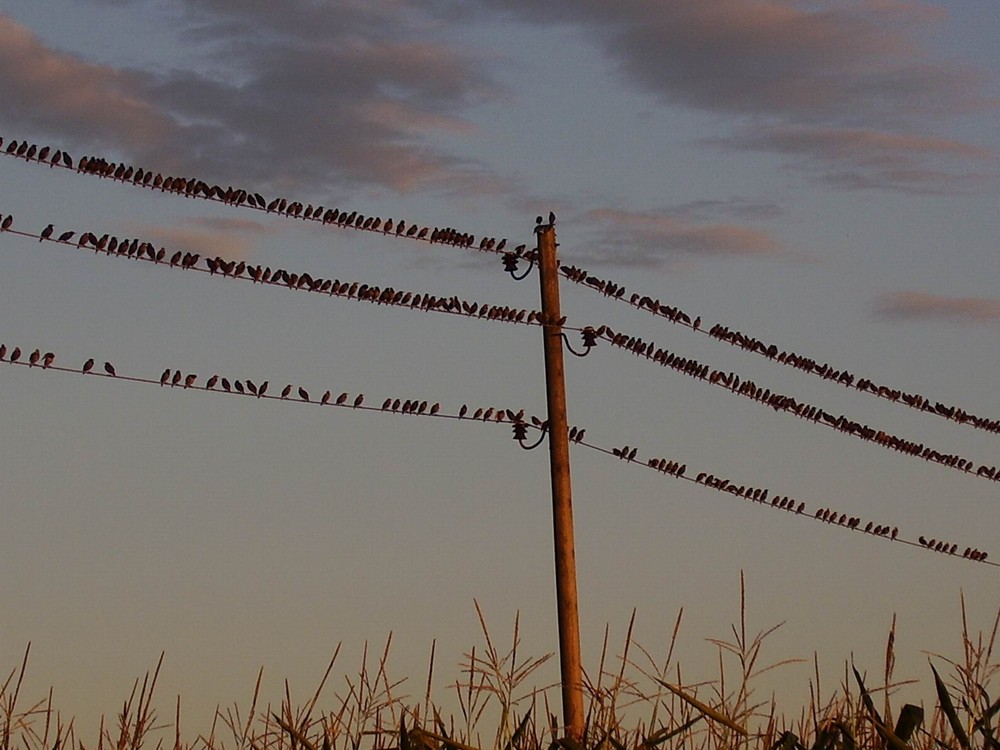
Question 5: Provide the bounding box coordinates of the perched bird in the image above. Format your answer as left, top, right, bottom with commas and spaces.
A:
221, 378, 232, 392
40, 224, 54, 242
0, 344, 6, 360
298, 387, 309, 402
258, 381, 268, 397
10, 347, 21, 362
28, 349, 40, 366
41, 351, 54, 368
353, 393, 364, 408
103, 361, 116, 376
281, 384, 292, 399
57, 230, 75, 243
184, 373, 197, 388
206, 374, 219, 390
336, 392, 348, 405
321, 391, 331, 404
171, 370, 182, 386
0, 214, 11, 231
83, 358, 94, 373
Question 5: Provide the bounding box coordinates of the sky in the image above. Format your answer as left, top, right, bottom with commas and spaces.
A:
1, 0, 999, 742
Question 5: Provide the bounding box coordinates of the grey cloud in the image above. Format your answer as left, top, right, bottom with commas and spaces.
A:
706, 125, 996, 193
464, 0, 995, 193
0, 3, 506, 197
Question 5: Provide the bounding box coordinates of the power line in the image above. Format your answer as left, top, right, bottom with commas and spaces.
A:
0, 218, 550, 328
582, 324, 1000, 484
0, 135, 519, 257
2, 350, 992, 569
558, 263, 1000, 436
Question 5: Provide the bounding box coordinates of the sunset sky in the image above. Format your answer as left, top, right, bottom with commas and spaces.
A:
1, 0, 999, 740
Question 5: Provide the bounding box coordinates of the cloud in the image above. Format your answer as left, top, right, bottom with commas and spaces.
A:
466, 0, 996, 192
125, 216, 276, 261
875, 291, 1000, 323
0, 15, 174, 151
578, 207, 786, 267
706, 125, 996, 193
0, 4, 506, 196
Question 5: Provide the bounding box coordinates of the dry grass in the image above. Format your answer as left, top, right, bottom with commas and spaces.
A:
3, 588, 998, 750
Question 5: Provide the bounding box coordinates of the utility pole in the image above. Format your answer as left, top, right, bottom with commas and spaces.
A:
536, 221, 585, 740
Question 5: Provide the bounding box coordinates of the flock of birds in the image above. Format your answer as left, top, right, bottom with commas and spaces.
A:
3, 132, 997, 567
606, 439, 992, 563
594, 323, 1000, 483
559, 263, 1000, 436
0, 337, 993, 564
0, 212, 556, 328
1, 135, 518, 256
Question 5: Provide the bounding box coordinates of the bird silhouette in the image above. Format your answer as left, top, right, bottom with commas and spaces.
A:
353, 393, 364, 408
0, 214, 11, 231
57, 230, 75, 243
104, 362, 116, 376
281, 384, 292, 399
206, 374, 219, 389
28, 349, 40, 366
82, 358, 94, 373
40, 224, 54, 242
298, 387, 309, 402
11, 347, 23, 362
41, 352, 55, 368
321, 390, 331, 404
336, 392, 348, 405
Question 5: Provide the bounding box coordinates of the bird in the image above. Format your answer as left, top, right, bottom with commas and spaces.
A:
0, 344, 7, 360
171, 370, 182, 386
103, 362, 116, 376
184, 373, 197, 388
57, 230, 75, 243
221, 378, 232, 392
83, 358, 94, 373
40, 350, 56, 367
28, 349, 40, 366
40, 224, 54, 242
321, 391, 331, 404
281, 384, 292, 398
258, 382, 268, 397
0, 214, 11, 231
206, 374, 219, 389
298, 387, 309, 402
459, 404, 468, 418
233, 380, 245, 394
353, 393, 364, 408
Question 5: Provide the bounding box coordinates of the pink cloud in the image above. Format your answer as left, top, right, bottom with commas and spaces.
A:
0, 15, 174, 150
581, 207, 786, 266
875, 291, 1000, 323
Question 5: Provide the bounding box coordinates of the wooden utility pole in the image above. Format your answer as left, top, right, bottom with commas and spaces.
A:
536, 222, 584, 740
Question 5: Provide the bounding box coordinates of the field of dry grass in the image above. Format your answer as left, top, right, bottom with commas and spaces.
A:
4, 592, 998, 750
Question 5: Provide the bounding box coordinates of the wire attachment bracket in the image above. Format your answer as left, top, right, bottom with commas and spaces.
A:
513, 420, 546, 450
503, 251, 534, 281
